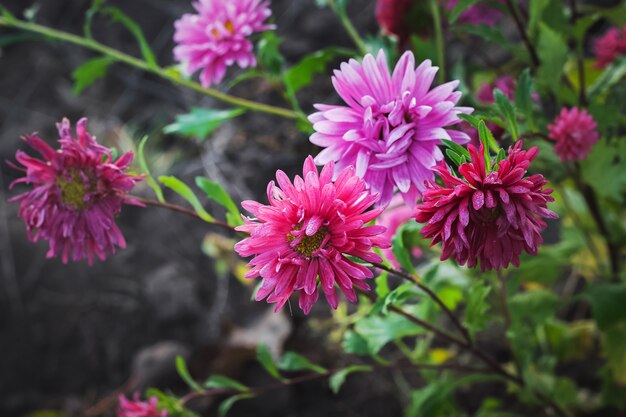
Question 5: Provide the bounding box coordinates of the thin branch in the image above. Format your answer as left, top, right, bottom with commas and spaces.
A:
504, 0, 539, 69
326, 0, 367, 55
568, 0, 587, 106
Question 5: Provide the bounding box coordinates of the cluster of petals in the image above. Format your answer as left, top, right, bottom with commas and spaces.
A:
376, 194, 420, 268
9, 118, 143, 265
173, 0, 274, 87
593, 25, 626, 68
118, 394, 167, 417
234, 156, 390, 314
445, 0, 503, 26
548, 107, 599, 161
309, 49, 472, 208
415, 142, 557, 271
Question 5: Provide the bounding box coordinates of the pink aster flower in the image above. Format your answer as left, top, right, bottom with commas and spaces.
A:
593, 25, 626, 68
415, 142, 557, 271
548, 107, 599, 161
376, 0, 414, 42
9, 118, 143, 265
446, 0, 503, 26
309, 50, 473, 208
234, 156, 390, 314
376, 194, 420, 268
173, 0, 274, 87
118, 394, 167, 417
476, 75, 516, 104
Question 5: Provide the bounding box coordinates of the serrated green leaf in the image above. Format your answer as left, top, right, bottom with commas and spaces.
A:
176, 355, 204, 393
164, 108, 245, 140
256, 344, 284, 381
448, 0, 481, 23
537, 23, 568, 94
284, 48, 351, 95
464, 281, 491, 335
446, 149, 464, 167
218, 393, 255, 417
580, 138, 626, 203
493, 89, 518, 141
204, 375, 249, 392
584, 283, 626, 331
195, 177, 242, 226
71, 56, 114, 95
257, 31, 284, 75
278, 352, 327, 374
103, 6, 157, 68
354, 310, 425, 354
342, 330, 371, 355
515, 69, 535, 129
329, 365, 372, 394
441, 138, 471, 159
159, 176, 215, 222
458, 113, 482, 129
137, 135, 164, 202
392, 224, 417, 275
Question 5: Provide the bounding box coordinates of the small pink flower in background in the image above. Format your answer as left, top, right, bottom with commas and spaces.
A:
118, 394, 167, 417
593, 25, 626, 68
548, 107, 599, 161
446, 0, 503, 26
310, 50, 473, 208
173, 0, 274, 87
415, 142, 557, 271
375, 0, 414, 42
234, 156, 390, 314
476, 75, 516, 104
9, 118, 143, 265
376, 194, 420, 268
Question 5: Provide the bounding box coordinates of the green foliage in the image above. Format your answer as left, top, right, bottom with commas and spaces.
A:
353, 307, 426, 354
163, 108, 246, 141
204, 375, 249, 392
580, 138, 626, 204
146, 388, 200, 417
464, 280, 491, 336
257, 31, 284, 76
448, 0, 481, 23
159, 176, 215, 222
256, 344, 285, 381
195, 177, 242, 226
514, 69, 535, 129
218, 393, 255, 417
342, 330, 371, 355
493, 89, 519, 141
175, 355, 204, 393
71, 56, 114, 95
137, 135, 165, 202
283, 48, 351, 95
392, 224, 418, 275
103, 7, 157, 68
537, 23, 568, 94
584, 283, 626, 331
329, 365, 372, 394
588, 58, 626, 100
278, 351, 327, 374
455, 24, 516, 52
509, 290, 558, 325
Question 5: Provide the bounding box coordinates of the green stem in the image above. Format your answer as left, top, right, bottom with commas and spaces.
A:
326, 0, 367, 55
0, 17, 298, 120
429, 0, 446, 84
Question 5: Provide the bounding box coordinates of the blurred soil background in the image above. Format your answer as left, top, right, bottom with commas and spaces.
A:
0, 1, 412, 416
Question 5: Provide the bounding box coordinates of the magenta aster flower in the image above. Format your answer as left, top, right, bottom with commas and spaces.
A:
234, 156, 390, 314
173, 0, 274, 87
309, 50, 473, 207
593, 25, 626, 68
9, 118, 143, 265
446, 0, 503, 26
415, 142, 557, 271
548, 107, 599, 161
118, 394, 167, 417
376, 194, 420, 269
477, 75, 515, 104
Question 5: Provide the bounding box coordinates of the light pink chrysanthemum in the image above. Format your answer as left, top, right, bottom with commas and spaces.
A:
446, 0, 503, 26
309, 50, 473, 207
593, 25, 626, 68
234, 156, 390, 314
415, 142, 557, 271
118, 394, 167, 417
548, 107, 599, 161
173, 0, 274, 87
9, 118, 143, 265
376, 194, 420, 268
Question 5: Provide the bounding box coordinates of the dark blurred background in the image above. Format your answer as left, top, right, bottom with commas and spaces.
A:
0, 1, 406, 416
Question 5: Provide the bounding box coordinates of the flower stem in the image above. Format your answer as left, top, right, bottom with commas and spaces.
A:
504, 0, 539, 69
568, 0, 587, 106
0, 17, 299, 120
429, 0, 446, 84
326, 0, 368, 55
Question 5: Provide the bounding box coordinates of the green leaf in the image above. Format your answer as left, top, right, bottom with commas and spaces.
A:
455, 24, 515, 51
204, 375, 249, 392
103, 7, 157, 68
84, 0, 106, 38
71, 57, 114, 95
588, 57, 626, 99
537, 23, 568, 94
218, 393, 255, 417
159, 176, 215, 222
528, 0, 549, 38
354, 309, 425, 354
256, 344, 284, 381
515, 69, 535, 129
584, 283, 626, 331
195, 177, 243, 226
146, 388, 200, 417
329, 365, 372, 394
477, 120, 498, 169
137, 135, 165, 202
284, 48, 351, 95
257, 31, 284, 76
176, 355, 204, 393
464, 281, 491, 335
441, 138, 471, 160
0, 5, 18, 22
580, 138, 626, 204
164, 108, 245, 140
509, 290, 558, 325
391, 223, 417, 275
342, 330, 371, 355
448, 0, 481, 23
493, 89, 518, 141
278, 351, 327, 374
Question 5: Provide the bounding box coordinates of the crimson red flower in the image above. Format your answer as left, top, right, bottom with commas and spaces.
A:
415, 142, 557, 271
593, 25, 626, 68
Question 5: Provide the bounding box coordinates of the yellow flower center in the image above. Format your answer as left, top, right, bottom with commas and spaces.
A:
288, 225, 329, 257
211, 20, 235, 38
57, 172, 91, 209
